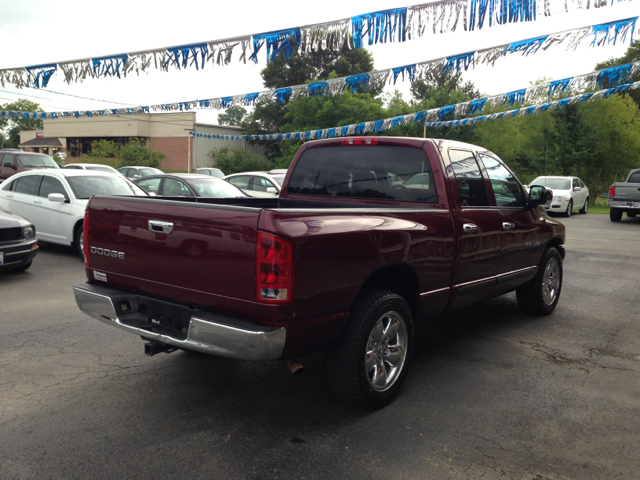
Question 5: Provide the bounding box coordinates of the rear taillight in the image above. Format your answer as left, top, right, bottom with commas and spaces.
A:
83, 211, 90, 267
609, 186, 615, 198
341, 137, 378, 146
256, 232, 293, 303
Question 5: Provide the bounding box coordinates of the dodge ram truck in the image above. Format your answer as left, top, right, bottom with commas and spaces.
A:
74, 137, 565, 408
609, 169, 640, 221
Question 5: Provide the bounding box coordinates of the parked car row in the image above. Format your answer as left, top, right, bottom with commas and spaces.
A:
0, 170, 147, 260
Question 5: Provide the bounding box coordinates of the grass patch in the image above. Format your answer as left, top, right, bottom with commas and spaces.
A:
588, 197, 610, 215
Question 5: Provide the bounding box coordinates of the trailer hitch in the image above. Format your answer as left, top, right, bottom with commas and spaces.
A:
144, 340, 178, 356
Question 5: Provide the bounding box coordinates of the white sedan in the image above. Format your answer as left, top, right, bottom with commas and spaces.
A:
224, 171, 285, 197
63, 163, 121, 175
529, 176, 590, 217
0, 170, 147, 257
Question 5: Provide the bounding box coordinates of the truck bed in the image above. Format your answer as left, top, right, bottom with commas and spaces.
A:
85, 195, 453, 323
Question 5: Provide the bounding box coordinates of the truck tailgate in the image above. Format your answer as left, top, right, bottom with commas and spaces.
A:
86, 196, 260, 315
613, 184, 640, 201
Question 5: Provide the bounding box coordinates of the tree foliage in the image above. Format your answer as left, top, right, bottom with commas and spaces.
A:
0, 99, 44, 148
218, 106, 247, 126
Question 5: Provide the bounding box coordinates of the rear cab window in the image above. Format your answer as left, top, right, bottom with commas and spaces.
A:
286, 146, 438, 203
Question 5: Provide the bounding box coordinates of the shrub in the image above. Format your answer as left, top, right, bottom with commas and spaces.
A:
208, 147, 267, 174
90, 139, 119, 158
119, 144, 152, 166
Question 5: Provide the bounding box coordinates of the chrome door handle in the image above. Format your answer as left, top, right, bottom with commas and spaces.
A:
34, 200, 43, 204
6, 194, 14, 198
148, 220, 174, 234
463, 223, 478, 233
502, 222, 515, 231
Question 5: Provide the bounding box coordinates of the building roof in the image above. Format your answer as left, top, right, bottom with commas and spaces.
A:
19, 137, 62, 147
194, 123, 244, 130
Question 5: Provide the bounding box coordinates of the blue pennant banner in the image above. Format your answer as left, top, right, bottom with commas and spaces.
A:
187, 81, 640, 142
164, 43, 208, 70
0, 2, 635, 88
92, 54, 129, 78
25, 64, 57, 88
351, 8, 407, 49
4, 59, 638, 122
249, 28, 301, 63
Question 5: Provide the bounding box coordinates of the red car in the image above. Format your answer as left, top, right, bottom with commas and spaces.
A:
74, 137, 564, 408
0, 151, 59, 182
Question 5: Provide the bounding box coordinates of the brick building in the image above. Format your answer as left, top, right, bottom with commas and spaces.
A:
18, 112, 265, 171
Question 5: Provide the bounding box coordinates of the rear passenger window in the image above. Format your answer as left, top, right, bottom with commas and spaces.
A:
2, 155, 13, 167
287, 146, 438, 203
14, 175, 41, 196
137, 177, 161, 194
228, 176, 251, 190
448, 149, 489, 207
39, 176, 67, 198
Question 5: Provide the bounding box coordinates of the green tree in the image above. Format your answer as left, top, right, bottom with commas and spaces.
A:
0, 99, 44, 148
218, 106, 247, 126
242, 43, 378, 164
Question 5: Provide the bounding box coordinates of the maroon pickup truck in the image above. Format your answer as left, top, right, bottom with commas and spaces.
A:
74, 137, 565, 408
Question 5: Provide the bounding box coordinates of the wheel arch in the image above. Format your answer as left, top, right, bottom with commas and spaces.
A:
545, 237, 565, 259
355, 264, 420, 319
72, 218, 84, 247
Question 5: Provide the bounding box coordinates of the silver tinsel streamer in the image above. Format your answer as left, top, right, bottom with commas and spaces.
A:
0, 68, 29, 88
299, 19, 351, 53
58, 61, 93, 84
208, 37, 251, 66
406, 0, 468, 37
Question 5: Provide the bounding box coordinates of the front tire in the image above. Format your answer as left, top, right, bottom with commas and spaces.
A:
563, 200, 573, 217
579, 198, 589, 214
516, 247, 563, 316
610, 208, 623, 222
325, 290, 414, 408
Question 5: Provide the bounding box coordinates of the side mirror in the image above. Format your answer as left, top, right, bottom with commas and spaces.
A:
528, 185, 552, 207
573, 186, 581, 191
147, 192, 157, 196
266, 187, 277, 194
48, 193, 67, 203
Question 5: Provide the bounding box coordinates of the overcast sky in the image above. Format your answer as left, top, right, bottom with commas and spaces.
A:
0, 0, 637, 125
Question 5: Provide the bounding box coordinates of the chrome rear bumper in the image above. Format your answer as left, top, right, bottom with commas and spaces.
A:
73, 282, 286, 361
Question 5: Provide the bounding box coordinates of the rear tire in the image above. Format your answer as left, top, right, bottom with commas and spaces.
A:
610, 208, 623, 222
579, 198, 589, 214
516, 247, 563, 316
74, 223, 84, 259
325, 290, 414, 408
563, 200, 573, 217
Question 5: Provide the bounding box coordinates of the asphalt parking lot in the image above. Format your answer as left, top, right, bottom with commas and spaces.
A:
1, 213, 639, 479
